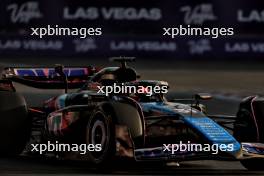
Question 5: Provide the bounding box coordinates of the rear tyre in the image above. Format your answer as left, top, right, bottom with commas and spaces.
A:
86, 107, 116, 165
0, 91, 30, 156
234, 96, 264, 170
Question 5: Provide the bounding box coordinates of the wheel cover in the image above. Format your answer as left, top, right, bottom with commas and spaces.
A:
91, 120, 106, 148
87, 112, 110, 160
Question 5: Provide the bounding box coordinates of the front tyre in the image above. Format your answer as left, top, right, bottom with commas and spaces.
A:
234, 96, 264, 170
86, 107, 116, 165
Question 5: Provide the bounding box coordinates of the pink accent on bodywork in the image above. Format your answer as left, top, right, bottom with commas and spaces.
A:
251, 96, 260, 142
43, 68, 49, 77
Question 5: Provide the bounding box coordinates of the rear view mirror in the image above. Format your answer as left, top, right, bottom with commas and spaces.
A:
195, 93, 212, 100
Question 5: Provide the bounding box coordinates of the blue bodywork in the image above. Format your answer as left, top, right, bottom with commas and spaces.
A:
140, 102, 241, 157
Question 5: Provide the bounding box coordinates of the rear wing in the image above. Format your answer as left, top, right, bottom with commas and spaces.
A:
2, 66, 97, 89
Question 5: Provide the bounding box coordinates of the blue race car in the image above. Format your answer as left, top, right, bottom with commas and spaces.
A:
0, 58, 263, 170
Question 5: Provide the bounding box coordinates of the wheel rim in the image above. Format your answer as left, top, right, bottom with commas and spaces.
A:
91, 120, 106, 148
87, 112, 109, 160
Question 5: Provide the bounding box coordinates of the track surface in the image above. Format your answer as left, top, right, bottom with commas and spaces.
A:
1, 157, 263, 176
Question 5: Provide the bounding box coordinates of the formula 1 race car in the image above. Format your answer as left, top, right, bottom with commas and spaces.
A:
0, 58, 264, 170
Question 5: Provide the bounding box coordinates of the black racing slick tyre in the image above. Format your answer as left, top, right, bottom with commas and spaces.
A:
86, 107, 116, 165
234, 96, 264, 170
0, 91, 30, 156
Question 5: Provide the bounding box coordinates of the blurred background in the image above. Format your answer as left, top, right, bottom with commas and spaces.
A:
0, 0, 264, 95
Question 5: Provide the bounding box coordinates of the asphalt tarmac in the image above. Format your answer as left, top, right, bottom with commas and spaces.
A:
0, 153, 263, 176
